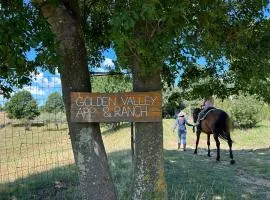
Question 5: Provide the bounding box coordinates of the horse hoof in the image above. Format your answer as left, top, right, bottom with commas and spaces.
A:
230, 160, 235, 165
208, 154, 211, 157
194, 151, 197, 154
216, 158, 220, 162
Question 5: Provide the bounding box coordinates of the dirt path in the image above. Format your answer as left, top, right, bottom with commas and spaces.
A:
239, 175, 270, 188
235, 149, 270, 199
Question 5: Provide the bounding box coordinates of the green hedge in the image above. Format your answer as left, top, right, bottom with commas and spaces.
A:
216, 94, 264, 129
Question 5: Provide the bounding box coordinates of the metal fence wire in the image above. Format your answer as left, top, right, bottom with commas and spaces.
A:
0, 74, 81, 199
0, 73, 134, 199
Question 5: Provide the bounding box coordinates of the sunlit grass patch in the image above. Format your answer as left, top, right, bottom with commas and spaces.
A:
0, 119, 270, 199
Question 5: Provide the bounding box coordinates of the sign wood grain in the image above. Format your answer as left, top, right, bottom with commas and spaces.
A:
70, 91, 162, 122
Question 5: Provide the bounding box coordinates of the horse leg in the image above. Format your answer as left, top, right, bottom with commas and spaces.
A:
227, 135, 235, 164
207, 134, 211, 157
194, 131, 201, 154
213, 134, 220, 161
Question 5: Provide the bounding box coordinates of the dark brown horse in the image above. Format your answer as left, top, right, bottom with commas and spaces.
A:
192, 108, 235, 164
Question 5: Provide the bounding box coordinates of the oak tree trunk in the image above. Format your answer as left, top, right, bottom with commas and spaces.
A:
131, 58, 167, 199
36, 1, 117, 199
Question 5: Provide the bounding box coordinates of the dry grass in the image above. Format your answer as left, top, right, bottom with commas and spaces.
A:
0, 121, 130, 183
0, 119, 270, 199
0, 119, 269, 183
0, 123, 73, 183
0, 112, 11, 125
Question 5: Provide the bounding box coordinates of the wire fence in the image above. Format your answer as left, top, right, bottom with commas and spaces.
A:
0, 73, 135, 199
0, 74, 79, 199
0, 117, 74, 183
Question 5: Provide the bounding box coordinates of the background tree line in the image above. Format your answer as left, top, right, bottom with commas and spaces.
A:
3, 83, 267, 130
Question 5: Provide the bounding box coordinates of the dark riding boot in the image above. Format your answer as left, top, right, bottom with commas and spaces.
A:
183, 144, 186, 151
195, 120, 202, 133
194, 111, 204, 130
197, 121, 201, 132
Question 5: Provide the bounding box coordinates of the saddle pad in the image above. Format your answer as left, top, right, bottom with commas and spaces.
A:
201, 107, 216, 120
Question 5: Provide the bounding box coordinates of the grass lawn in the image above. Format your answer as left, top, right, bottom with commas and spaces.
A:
0, 119, 269, 199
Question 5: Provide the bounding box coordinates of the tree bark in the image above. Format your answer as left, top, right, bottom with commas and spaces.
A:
131, 57, 167, 199
35, 1, 117, 199
131, 122, 135, 162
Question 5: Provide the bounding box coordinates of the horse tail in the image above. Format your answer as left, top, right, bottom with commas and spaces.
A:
216, 111, 233, 143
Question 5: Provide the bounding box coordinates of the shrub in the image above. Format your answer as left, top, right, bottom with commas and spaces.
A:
261, 103, 270, 121
214, 98, 231, 114
4, 90, 40, 120
229, 94, 263, 128
45, 92, 64, 113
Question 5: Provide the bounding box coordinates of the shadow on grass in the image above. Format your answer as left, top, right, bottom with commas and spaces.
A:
10, 123, 45, 128
44, 127, 68, 132
0, 150, 132, 200
4, 123, 68, 132
0, 164, 80, 200
101, 122, 131, 136
165, 147, 270, 200
1, 148, 269, 200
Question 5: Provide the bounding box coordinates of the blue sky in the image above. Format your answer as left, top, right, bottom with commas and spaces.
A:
28, 48, 116, 105
0, 48, 117, 106
264, 3, 270, 18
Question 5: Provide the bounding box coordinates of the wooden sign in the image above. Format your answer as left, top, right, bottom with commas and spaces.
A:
70, 91, 162, 122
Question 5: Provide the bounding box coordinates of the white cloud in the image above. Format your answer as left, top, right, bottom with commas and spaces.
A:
94, 67, 107, 72
31, 72, 61, 88
102, 58, 115, 68
55, 69, 60, 76
49, 77, 61, 87
31, 72, 49, 86
23, 86, 45, 96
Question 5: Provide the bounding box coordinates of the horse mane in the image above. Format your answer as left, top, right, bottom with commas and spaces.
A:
192, 108, 201, 123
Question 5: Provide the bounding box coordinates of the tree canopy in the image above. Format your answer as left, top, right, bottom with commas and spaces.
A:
163, 84, 186, 117
173, 2, 270, 100
0, 0, 58, 97
44, 92, 64, 113
4, 90, 40, 120
108, 1, 269, 102
91, 74, 132, 93
0, 0, 111, 97
0, 1, 269, 100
